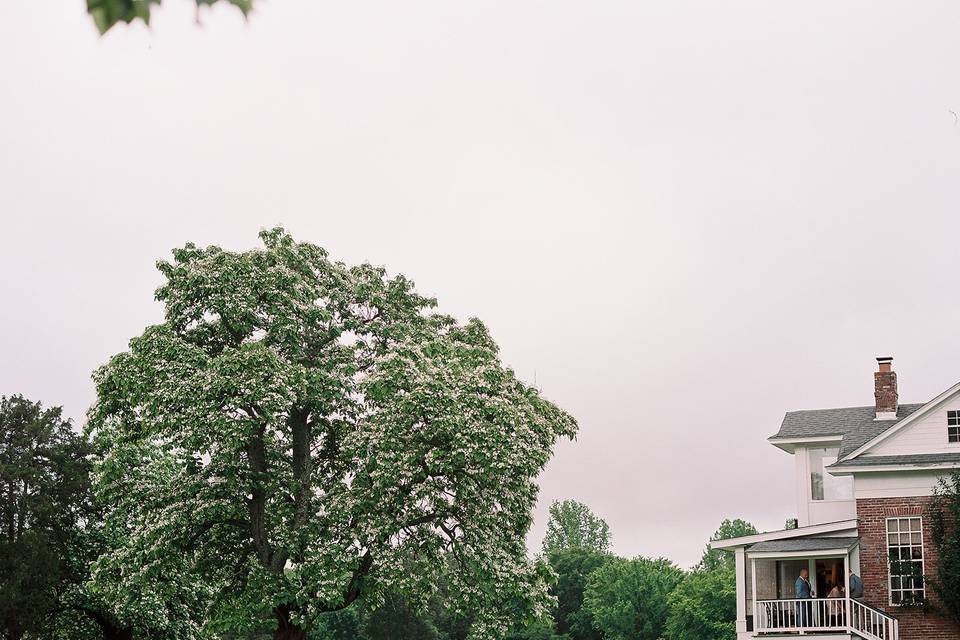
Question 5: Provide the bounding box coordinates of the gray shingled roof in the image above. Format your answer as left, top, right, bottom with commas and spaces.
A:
828, 453, 960, 468
770, 403, 925, 457
748, 537, 859, 553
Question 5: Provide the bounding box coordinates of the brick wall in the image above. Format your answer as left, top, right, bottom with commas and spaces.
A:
856, 497, 960, 640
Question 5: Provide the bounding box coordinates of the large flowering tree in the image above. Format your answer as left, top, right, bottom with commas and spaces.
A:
87, 229, 577, 640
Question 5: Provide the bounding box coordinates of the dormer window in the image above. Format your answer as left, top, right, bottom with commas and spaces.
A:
948, 410, 960, 443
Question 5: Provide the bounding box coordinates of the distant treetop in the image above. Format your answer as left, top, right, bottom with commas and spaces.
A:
696, 518, 758, 573
542, 500, 611, 555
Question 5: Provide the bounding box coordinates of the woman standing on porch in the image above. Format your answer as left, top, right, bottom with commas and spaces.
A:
827, 583, 845, 627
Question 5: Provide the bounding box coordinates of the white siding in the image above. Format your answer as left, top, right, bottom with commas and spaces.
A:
817, 527, 860, 539
809, 499, 857, 524
853, 471, 947, 498
868, 395, 960, 456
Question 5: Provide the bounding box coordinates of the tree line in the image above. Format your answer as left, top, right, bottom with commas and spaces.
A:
0, 396, 752, 640
0, 229, 749, 640
308, 502, 759, 640
4, 230, 581, 640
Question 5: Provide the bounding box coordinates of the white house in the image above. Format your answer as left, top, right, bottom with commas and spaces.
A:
711, 357, 960, 640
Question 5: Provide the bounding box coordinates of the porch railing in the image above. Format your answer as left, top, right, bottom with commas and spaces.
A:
754, 598, 898, 639
849, 598, 899, 640
755, 598, 846, 633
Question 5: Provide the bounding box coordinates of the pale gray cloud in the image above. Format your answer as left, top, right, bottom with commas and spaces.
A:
3, 0, 960, 568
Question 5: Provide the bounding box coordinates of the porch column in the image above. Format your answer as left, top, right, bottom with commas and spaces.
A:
751, 555, 758, 632
735, 547, 747, 633
844, 550, 852, 630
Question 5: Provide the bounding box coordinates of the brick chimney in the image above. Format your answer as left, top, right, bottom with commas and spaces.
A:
874, 356, 898, 420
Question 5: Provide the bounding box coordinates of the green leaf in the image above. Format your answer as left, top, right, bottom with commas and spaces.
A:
86, 0, 253, 34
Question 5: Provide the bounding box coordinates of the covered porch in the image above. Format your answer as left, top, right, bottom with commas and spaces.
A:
732, 537, 898, 640
715, 519, 899, 640
747, 537, 857, 634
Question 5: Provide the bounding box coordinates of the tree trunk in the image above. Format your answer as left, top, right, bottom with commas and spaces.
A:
82, 607, 133, 640
102, 627, 134, 640
273, 605, 307, 640
273, 628, 307, 640
3, 616, 25, 640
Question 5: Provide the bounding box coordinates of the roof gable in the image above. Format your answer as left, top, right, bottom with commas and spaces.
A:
837, 404, 924, 458
860, 390, 960, 458
769, 403, 924, 456
843, 381, 960, 460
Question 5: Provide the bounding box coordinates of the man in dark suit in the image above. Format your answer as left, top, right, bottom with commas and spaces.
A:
795, 568, 815, 627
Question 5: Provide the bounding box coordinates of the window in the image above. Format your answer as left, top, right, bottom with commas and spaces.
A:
887, 517, 925, 605
809, 448, 853, 501
948, 410, 960, 443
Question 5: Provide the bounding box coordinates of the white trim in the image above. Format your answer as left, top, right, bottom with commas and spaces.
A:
885, 515, 926, 607
875, 411, 898, 421
709, 519, 858, 550
768, 434, 843, 453
747, 548, 853, 559
768, 435, 844, 444
947, 409, 960, 445
843, 381, 960, 460
828, 462, 960, 474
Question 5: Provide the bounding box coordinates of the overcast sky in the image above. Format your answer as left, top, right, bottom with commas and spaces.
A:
3, 1, 960, 568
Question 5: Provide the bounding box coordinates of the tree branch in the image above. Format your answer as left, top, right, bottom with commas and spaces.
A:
180, 518, 249, 552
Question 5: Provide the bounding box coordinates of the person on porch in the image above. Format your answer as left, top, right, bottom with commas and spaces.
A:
828, 582, 845, 626
796, 567, 815, 598
795, 568, 815, 627
849, 569, 864, 600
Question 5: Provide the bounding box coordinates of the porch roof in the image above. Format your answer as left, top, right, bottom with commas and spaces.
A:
747, 536, 859, 553
709, 518, 858, 550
